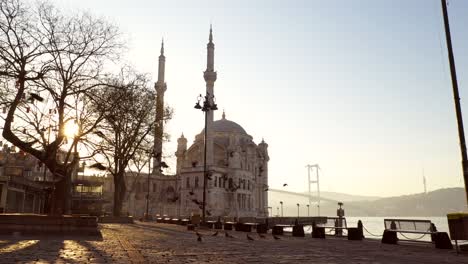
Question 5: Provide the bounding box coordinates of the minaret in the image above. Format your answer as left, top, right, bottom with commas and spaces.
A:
175, 133, 187, 174
204, 25, 217, 166
258, 139, 269, 217
153, 39, 167, 173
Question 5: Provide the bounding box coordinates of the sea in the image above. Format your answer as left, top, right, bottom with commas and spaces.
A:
295, 216, 450, 242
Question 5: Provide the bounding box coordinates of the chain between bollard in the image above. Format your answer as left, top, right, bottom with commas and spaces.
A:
362, 226, 382, 237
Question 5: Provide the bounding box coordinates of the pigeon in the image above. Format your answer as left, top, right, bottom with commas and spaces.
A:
283, 183, 288, 187
273, 235, 281, 240
247, 234, 254, 241
89, 162, 107, 170
197, 236, 202, 242
264, 188, 269, 192
258, 233, 266, 239
212, 231, 218, 236
29, 93, 44, 102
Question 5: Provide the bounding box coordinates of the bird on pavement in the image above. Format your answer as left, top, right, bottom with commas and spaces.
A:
212, 231, 218, 236
197, 236, 202, 242
283, 183, 288, 187
273, 235, 281, 240
247, 234, 254, 241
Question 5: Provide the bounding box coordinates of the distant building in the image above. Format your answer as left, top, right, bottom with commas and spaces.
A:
0, 143, 50, 213
103, 27, 269, 218
0, 141, 104, 215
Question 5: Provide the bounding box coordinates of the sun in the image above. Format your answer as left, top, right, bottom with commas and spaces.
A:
63, 120, 79, 138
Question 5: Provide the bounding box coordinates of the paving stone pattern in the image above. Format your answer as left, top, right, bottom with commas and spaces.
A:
0, 222, 466, 263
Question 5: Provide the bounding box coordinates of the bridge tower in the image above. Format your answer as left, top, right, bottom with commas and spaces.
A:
306, 164, 320, 216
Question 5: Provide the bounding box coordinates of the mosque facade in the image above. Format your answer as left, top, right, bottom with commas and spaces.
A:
105, 27, 269, 218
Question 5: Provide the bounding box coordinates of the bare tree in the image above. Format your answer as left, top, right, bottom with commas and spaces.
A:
0, 0, 122, 214
92, 68, 172, 216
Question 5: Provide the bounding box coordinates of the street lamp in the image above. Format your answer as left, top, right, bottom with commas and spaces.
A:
194, 92, 218, 224
297, 203, 300, 218
279, 201, 283, 217
306, 204, 310, 217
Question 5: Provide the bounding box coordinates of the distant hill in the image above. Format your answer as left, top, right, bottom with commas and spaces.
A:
269, 187, 466, 217
302, 191, 381, 202
345, 187, 466, 216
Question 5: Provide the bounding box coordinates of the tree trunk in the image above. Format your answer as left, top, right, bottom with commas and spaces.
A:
113, 172, 126, 216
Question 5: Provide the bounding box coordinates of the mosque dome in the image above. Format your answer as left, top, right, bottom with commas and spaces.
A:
201, 112, 247, 135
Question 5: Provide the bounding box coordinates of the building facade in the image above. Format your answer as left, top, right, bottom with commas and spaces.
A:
103, 27, 269, 218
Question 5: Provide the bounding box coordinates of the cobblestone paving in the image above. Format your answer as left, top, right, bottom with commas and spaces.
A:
0, 222, 466, 263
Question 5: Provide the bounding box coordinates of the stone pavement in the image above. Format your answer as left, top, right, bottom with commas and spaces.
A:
0, 221, 466, 263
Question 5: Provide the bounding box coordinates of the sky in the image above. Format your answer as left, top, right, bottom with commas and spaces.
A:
44, 0, 468, 197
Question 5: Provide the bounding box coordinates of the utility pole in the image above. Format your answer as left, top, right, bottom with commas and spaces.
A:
441, 0, 468, 205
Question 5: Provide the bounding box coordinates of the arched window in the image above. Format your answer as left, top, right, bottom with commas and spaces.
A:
195, 176, 199, 188
186, 177, 190, 188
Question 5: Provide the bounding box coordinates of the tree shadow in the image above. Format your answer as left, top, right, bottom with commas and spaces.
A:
0, 234, 104, 263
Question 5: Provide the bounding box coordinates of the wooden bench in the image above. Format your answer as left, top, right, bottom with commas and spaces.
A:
224, 221, 235, 230
272, 224, 293, 235
242, 222, 259, 232
382, 218, 452, 249
205, 220, 216, 229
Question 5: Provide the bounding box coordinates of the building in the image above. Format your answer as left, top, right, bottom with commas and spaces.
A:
0, 143, 50, 213
175, 27, 269, 218
103, 27, 269, 218
0, 141, 104, 215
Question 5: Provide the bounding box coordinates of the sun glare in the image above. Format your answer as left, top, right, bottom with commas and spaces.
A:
63, 121, 79, 138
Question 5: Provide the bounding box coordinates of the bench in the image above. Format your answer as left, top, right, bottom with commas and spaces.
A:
242, 222, 259, 232
382, 219, 452, 249
205, 220, 217, 229
224, 221, 235, 230
180, 219, 190, 226
272, 224, 293, 235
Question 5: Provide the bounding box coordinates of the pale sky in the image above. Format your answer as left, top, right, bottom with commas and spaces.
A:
45, 0, 467, 197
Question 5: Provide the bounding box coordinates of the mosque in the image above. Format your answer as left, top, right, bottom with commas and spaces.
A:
105, 27, 269, 218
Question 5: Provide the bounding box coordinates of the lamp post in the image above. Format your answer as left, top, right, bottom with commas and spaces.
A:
279, 201, 283, 217
297, 203, 300, 218
194, 93, 218, 224
307, 204, 310, 217
276, 206, 279, 217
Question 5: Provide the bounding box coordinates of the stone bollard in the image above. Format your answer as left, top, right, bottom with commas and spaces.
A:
381, 230, 398, 244
293, 224, 305, 237
357, 220, 364, 239
347, 228, 362, 240
434, 232, 453, 249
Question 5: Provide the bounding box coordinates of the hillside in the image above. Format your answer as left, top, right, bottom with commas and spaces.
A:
269, 187, 466, 217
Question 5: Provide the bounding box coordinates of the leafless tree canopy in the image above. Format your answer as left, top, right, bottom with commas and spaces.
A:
0, 0, 123, 214
91, 67, 168, 216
